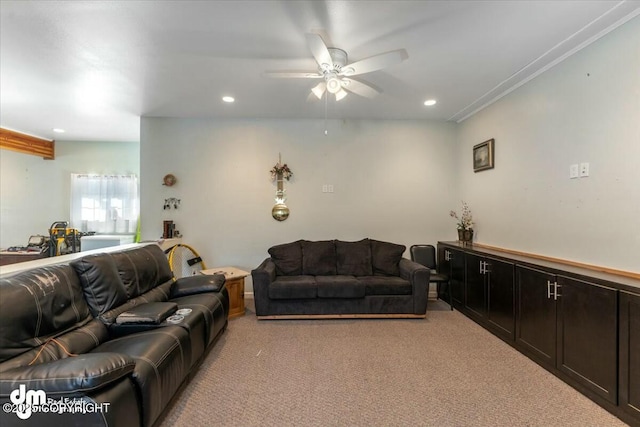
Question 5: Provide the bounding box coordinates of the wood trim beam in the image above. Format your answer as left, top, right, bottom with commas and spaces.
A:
473, 242, 640, 280
0, 128, 55, 160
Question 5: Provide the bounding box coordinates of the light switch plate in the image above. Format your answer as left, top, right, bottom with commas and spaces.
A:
579, 162, 590, 177
569, 164, 579, 179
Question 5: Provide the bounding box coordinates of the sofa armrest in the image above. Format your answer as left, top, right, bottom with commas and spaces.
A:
0, 353, 135, 396
399, 258, 430, 315
171, 274, 225, 298
251, 258, 276, 316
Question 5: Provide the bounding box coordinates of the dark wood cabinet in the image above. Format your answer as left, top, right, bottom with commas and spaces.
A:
438, 242, 639, 425
465, 253, 486, 319
486, 257, 515, 340
516, 266, 617, 403
619, 291, 640, 419
439, 246, 465, 308
516, 266, 557, 369
556, 276, 617, 404
465, 253, 515, 339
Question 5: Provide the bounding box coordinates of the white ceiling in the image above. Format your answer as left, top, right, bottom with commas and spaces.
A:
1, 1, 638, 142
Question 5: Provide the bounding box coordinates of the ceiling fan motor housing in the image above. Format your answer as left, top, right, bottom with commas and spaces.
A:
328, 48, 348, 70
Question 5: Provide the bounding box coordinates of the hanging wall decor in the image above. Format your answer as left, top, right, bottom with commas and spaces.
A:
473, 139, 494, 172
162, 173, 177, 186
270, 154, 293, 221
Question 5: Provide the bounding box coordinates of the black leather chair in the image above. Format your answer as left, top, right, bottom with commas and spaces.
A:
410, 244, 453, 310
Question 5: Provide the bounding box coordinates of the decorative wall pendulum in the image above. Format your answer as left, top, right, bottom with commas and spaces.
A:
270, 154, 293, 221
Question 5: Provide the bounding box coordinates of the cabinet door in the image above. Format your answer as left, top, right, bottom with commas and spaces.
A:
448, 248, 465, 308
556, 276, 617, 403
619, 291, 640, 418
437, 246, 451, 300
516, 266, 557, 370
465, 253, 486, 320
486, 258, 515, 341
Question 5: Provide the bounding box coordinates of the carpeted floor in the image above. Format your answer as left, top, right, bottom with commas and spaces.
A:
159, 299, 627, 427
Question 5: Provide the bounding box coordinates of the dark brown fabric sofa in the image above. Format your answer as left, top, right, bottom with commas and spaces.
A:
252, 239, 430, 319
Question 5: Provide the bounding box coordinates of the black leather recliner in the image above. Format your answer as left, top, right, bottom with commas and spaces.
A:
0, 244, 229, 427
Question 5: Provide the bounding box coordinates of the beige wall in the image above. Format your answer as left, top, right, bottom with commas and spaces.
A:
456, 16, 640, 271
141, 118, 458, 289
0, 140, 139, 248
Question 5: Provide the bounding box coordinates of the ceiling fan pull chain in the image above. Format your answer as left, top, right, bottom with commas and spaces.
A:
324, 91, 328, 136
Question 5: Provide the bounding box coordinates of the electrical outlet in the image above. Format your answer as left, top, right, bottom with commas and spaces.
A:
322, 185, 328, 193
328, 185, 334, 193
580, 162, 590, 177
569, 164, 579, 179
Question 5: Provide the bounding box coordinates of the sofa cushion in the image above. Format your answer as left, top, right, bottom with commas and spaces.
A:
316, 275, 365, 298
110, 244, 173, 298
268, 240, 303, 276
370, 240, 406, 276
269, 276, 317, 299
0, 352, 136, 395
302, 240, 337, 275
171, 291, 228, 347
92, 326, 191, 427
97, 281, 173, 327
359, 276, 412, 296
0, 265, 92, 363
335, 239, 373, 276
71, 253, 129, 317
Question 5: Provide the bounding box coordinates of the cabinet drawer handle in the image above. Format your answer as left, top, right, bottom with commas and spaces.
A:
547, 280, 553, 299
554, 283, 561, 300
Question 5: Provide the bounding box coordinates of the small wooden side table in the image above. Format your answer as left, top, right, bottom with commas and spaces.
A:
201, 266, 249, 319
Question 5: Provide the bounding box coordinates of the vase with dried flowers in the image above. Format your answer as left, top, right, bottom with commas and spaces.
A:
450, 201, 474, 242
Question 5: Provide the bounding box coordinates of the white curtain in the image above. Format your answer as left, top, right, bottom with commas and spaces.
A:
70, 174, 139, 234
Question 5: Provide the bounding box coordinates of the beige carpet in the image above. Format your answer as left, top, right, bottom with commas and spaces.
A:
159, 299, 627, 427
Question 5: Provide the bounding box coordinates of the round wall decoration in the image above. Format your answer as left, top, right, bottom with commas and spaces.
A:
162, 174, 177, 186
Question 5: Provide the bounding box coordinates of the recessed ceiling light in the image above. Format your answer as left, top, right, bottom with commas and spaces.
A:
52, 128, 66, 133
222, 96, 235, 103
424, 99, 437, 106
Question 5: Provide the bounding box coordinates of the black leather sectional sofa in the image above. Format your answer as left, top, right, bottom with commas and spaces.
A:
0, 244, 229, 427
252, 239, 430, 318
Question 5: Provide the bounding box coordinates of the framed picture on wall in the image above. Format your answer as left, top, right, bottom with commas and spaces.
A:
473, 139, 494, 172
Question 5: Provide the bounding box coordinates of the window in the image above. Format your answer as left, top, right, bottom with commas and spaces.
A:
70, 174, 139, 234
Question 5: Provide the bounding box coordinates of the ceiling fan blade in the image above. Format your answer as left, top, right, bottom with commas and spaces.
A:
264, 71, 323, 78
305, 33, 333, 68
342, 78, 380, 99
340, 49, 408, 76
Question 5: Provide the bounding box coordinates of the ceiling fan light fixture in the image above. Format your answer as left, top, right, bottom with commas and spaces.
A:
311, 82, 326, 99
335, 88, 348, 101
222, 96, 235, 103
424, 99, 437, 106
326, 76, 341, 94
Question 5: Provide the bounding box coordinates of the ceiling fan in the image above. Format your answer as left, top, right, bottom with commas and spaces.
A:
265, 33, 408, 101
